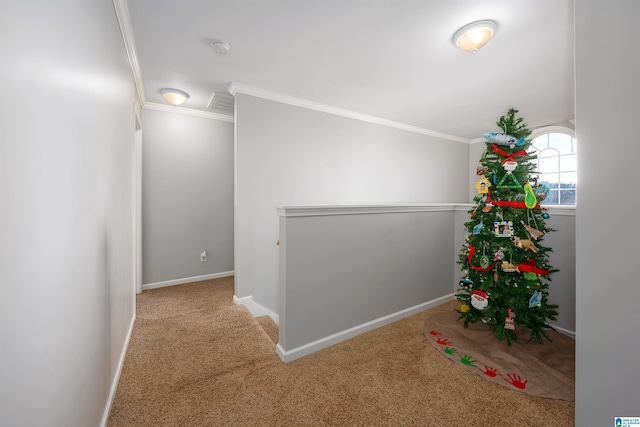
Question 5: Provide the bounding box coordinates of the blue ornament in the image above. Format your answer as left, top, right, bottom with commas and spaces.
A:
473, 222, 484, 235
529, 291, 543, 308
542, 212, 550, 219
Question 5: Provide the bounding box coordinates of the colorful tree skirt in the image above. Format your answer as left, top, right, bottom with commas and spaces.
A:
423, 309, 574, 401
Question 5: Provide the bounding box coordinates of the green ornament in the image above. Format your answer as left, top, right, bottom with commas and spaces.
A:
480, 255, 490, 269
524, 183, 537, 208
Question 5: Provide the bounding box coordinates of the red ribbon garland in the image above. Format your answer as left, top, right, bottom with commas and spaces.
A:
491, 144, 528, 162
516, 258, 550, 276
486, 189, 540, 209
469, 247, 550, 275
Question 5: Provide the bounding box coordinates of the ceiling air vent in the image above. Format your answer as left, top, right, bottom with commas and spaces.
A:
207, 92, 234, 115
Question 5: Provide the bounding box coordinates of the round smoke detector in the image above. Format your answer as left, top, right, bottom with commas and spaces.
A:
211, 40, 231, 55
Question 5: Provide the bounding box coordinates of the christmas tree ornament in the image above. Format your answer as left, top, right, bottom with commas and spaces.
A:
524, 183, 537, 209
493, 249, 505, 261
479, 243, 491, 269
523, 271, 538, 281
501, 260, 519, 273
467, 244, 495, 272
529, 291, 543, 308
483, 132, 527, 149
473, 222, 484, 235
493, 265, 499, 282
535, 182, 550, 202
475, 176, 492, 194
497, 171, 522, 189
476, 165, 489, 175
521, 212, 545, 240
494, 220, 514, 237
521, 223, 545, 240
471, 290, 489, 310
514, 236, 540, 253
482, 202, 494, 212
502, 158, 518, 172
459, 274, 475, 289
504, 308, 515, 330
460, 304, 470, 313
542, 212, 550, 219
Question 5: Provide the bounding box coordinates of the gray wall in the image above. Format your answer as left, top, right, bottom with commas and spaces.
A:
235, 94, 469, 314
468, 141, 487, 202
278, 206, 455, 361
141, 108, 234, 285
575, 0, 640, 424
542, 209, 575, 333
0, 1, 136, 425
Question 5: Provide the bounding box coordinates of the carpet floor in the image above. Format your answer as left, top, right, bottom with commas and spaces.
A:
108, 277, 575, 426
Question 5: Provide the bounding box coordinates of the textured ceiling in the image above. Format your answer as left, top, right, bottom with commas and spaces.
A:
127, 0, 574, 140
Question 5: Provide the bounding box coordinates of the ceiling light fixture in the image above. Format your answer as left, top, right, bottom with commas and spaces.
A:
210, 40, 231, 55
160, 88, 189, 106
452, 20, 497, 54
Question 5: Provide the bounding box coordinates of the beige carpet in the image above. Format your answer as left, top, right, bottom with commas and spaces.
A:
256, 315, 279, 344
108, 278, 575, 426
424, 310, 575, 401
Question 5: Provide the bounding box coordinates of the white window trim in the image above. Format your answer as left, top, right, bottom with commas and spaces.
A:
529, 125, 575, 140
528, 125, 576, 207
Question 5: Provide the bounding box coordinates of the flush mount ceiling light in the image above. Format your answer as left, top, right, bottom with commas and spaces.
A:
160, 88, 189, 106
210, 40, 231, 55
453, 20, 497, 54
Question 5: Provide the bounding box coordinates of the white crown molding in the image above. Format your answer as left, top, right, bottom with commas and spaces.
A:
143, 102, 234, 122
229, 83, 470, 144
112, 0, 146, 108
470, 124, 576, 145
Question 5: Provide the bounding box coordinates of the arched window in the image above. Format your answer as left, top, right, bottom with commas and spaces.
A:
527, 127, 576, 206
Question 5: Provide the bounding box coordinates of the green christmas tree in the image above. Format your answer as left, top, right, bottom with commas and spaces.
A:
456, 108, 559, 344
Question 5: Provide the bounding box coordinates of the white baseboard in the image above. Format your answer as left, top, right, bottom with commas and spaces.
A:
100, 312, 136, 427
142, 271, 234, 291
551, 324, 576, 338
233, 295, 279, 325
276, 293, 455, 363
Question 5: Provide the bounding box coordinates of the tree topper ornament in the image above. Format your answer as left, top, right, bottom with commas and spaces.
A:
483, 132, 527, 149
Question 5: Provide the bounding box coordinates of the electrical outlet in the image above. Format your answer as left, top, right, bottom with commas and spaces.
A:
200, 251, 207, 262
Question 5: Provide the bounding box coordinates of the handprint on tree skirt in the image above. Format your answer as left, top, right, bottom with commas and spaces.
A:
459, 354, 478, 368
481, 365, 500, 378
444, 347, 457, 355
435, 337, 452, 346
429, 330, 442, 337
504, 373, 528, 389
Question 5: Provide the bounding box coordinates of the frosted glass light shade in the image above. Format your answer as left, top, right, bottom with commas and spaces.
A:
453, 20, 497, 54
160, 88, 189, 105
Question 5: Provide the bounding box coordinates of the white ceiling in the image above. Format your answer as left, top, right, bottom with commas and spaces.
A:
126, 0, 574, 140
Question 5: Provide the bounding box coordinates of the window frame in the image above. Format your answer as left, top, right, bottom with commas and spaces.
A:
527, 126, 576, 207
